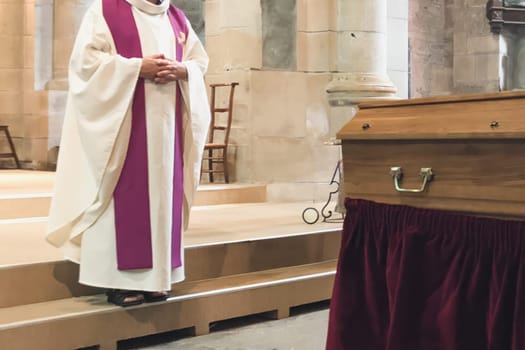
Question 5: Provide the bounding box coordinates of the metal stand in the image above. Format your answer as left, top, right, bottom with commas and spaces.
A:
302, 160, 345, 225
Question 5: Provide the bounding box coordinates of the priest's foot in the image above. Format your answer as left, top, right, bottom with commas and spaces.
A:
143, 291, 170, 303
106, 289, 144, 307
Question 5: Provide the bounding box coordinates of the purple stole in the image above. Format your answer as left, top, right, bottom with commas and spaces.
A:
102, 0, 188, 270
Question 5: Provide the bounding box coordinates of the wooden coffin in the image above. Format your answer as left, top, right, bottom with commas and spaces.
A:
337, 91, 525, 218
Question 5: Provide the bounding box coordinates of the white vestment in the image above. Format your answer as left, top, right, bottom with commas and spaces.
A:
46, 0, 210, 292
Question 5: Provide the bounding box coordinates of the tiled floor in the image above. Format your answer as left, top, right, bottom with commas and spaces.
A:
119, 302, 330, 350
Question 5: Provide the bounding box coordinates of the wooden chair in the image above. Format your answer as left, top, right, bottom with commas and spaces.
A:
0, 125, 21, 169
201, 82, 239, 183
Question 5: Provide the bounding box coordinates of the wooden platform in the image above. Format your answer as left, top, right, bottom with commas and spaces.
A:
0, 170, 341, 349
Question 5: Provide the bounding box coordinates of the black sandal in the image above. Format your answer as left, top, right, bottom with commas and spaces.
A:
106, 289, 144, 307
143, 291, 170, 303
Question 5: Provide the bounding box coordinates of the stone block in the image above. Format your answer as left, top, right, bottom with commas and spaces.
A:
24, 90, 49, 116
431, 67, 453, 95
0, 35, 24, 68
297, 0, 331, 32
206, 30, 262, 72
229, 126, 250, 147
0, 69, 23, 92
336, 31, 386, 73
52, 37, 73, 79
23, 137, 49, 163
0, 114, 24, 138
230, 143, 253, 182
206, 70, 251, 98
223, 29, 262, 70
467, 35, 499, 54
204, 0, 220, 37
23, 36, 34, 69
453, 54, 476, 83
204, 35, 224, 74
250, 71, 292, 137
0, 3, 24, 35
453, 32, 467, 55
220, 0, 260, 34
252, 136, 339, 183
339, 0, 385, 32
23, 115, 48, 138
23, 68, 34, 92
475, 53, 500, 81
0, 91, 23, 115
261, 0, 296, 70
47, 89, 67, 148
249, 72, 331, 142
296, 31, 332, 72
24, 2, 34, 35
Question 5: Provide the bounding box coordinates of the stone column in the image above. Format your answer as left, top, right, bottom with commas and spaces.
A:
326, 0, 397, 107
45, 0, 91, 167
50, 0, 91, 90
326, 0, 398, 214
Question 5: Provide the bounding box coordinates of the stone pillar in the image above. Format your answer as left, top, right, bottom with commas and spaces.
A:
326, 0, 397, 107
51, 0, 91, 89
0, 0, 24, 167
326, 0, 398, 214
44, 0, 91, 167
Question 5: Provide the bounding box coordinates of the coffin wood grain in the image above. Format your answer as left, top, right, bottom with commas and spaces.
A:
340, 91, 525, 218
338, 91, 525, 140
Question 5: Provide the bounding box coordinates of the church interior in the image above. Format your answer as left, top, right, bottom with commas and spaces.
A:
2, 0, 525, 349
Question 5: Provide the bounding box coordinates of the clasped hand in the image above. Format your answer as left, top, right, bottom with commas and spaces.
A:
139, 54, 188, 84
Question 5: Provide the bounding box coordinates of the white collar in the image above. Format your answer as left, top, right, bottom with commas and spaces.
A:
126, 0, 169, 15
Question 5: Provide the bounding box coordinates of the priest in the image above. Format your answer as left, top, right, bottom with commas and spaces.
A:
46, 0, 211, 306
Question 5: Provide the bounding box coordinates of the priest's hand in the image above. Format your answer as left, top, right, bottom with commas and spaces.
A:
140, 54, 170, 80
154, 60, 188, 84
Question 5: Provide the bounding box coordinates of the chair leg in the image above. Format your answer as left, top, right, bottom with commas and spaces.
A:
2, 127, 21, 169
208, 149, 214, 183
223, 148, 229, 184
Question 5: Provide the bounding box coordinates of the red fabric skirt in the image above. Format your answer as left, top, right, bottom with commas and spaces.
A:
326, 198, 525, 350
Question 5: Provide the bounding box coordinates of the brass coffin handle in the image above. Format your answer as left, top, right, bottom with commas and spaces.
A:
389, 167, 434, 193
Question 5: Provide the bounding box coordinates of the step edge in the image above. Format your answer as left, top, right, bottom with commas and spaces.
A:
0, 269, 336, 331
186, 228, 341, 249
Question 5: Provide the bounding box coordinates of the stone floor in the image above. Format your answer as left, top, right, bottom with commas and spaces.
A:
118, 302, 330, 350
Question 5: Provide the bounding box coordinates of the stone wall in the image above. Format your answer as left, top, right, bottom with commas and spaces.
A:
204, 0, 342, 201
0, 0, 24, 165
172, 0, 205, 43
0, 0, 47, 168
409, 0, 501, 97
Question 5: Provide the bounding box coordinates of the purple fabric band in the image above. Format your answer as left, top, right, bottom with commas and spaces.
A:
167, 6, 187, 268
102, 0, 188, 270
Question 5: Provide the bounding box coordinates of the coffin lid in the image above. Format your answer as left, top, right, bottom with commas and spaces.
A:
337, 90, 525, 140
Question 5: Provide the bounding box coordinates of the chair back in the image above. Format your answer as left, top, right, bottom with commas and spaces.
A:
208, 82, 239, 145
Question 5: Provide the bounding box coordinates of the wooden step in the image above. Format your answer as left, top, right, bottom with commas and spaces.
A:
0, 230, 341, 308
0, 261, 336, 350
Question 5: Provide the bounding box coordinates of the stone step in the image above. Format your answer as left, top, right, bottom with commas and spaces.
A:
0, 229, 341, 308
194, 183, 267, 206
0, 261, 336, 350
0, 169, 267, 219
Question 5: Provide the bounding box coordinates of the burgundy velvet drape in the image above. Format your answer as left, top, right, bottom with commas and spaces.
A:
326, 198, 525, 350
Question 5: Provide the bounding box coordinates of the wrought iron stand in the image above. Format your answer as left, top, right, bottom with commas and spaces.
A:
302, 159, 345, 224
